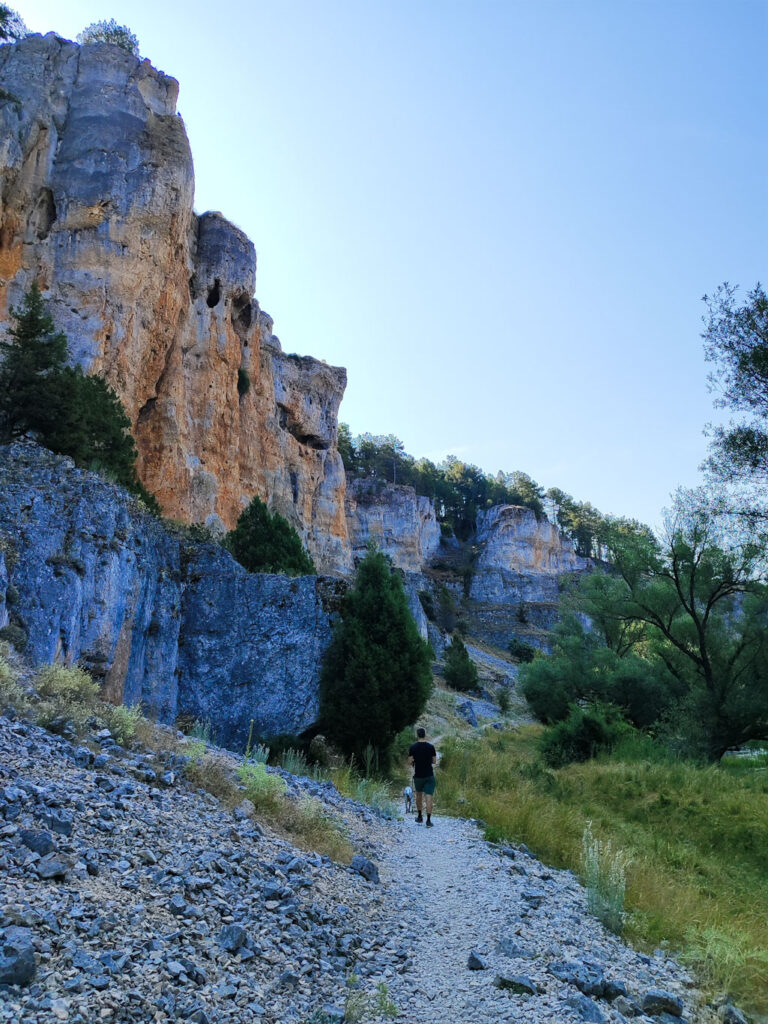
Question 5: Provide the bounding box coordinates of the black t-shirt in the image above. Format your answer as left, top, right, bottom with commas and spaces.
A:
409, 741, 436, 778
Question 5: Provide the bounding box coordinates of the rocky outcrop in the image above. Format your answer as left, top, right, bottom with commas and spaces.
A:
345, 478, 441, 571
0, 34, 350, 573
470, 505, 591, 605
0, 443, 342, 747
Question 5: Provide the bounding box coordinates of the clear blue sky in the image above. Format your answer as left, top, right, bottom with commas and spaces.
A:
15, 0, 768, 527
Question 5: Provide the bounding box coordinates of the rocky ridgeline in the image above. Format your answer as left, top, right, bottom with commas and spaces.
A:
0, 442, 343, 749
0, 714, 744, 1024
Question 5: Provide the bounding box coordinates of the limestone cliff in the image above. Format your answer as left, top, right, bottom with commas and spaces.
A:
0, 33, 350, 574
470, 504, 591, 604
0, 443, 343, 748
345, 477, 441, 571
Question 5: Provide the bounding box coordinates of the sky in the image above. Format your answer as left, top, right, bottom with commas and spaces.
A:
13, 0, 768, 528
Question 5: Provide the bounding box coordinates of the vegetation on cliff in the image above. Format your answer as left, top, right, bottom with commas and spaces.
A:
339, 424, 628, 554
319, 547, 432, 770
0, 284, 159, 512
224, 495, 316, 576
0, 4, 25, 42
442, 635, 479, 693
76, 19, 140, 56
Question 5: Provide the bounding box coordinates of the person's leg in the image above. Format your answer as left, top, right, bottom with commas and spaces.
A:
414, 779, 424, 822
424, 778, 436, 825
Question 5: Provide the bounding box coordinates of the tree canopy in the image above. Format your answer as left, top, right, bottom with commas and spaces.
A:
703, 282, 768, 521
319, 547, 433, 769
521, 491, 768, 760
225, 496, 316, 576
338, 427, 631, 551
76, 19, 140, 56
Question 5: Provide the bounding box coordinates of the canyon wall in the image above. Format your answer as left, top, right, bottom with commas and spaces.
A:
345, 477, 441, 571
0, 443, 342, 748
471, 504, 591, 604
0, 33, 350, 573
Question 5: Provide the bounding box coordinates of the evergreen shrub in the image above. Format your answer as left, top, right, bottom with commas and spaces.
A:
225, 496, 315, 575
443, 635, 478, 692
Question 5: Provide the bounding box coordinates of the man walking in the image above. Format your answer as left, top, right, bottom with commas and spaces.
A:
408, 727, 437, 827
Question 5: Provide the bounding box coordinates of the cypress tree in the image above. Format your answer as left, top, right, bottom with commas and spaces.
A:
319, 547, 433, 770
443, 635, 479, 692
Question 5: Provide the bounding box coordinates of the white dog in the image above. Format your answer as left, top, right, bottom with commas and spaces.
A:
403, 785, 413, 814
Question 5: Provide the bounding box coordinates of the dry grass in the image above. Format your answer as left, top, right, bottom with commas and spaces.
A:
0, 647, 32, 716
278, 796, 354, 864
184, 751, 242, 808
436, 726, 768, 1015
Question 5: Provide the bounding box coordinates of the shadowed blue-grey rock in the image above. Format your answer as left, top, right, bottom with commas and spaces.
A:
0, 443, 342, 747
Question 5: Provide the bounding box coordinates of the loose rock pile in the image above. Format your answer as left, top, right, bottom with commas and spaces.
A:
0, 716, 395, 1024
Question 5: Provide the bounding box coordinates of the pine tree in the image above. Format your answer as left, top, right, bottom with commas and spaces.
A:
319, 547, 433, 769
443, 635, 478, 692
0, 283, 159, 512
225, 496, 316, 576
0, 283, 68, 442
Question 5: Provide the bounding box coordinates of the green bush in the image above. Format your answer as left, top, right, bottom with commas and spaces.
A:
35, 664, 100, 704
225, 495, 315, 576
76, 19, 139, 55
443, 635, 478, 692
418, 589, 435, 620
436, 585, 457, 632
508, 638, 536, 663
236, 761, 287, 811
104, 703, 143, 746
497, 687, 511, 716
540, 703, 631, 768
0, 623, 26, 651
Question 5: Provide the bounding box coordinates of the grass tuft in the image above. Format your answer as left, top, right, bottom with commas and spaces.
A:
581, 820, 627, 934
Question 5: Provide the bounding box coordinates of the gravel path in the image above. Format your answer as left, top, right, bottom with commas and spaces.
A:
364, 814, 714, 1024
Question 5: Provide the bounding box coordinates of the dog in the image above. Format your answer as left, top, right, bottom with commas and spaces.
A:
403, 785, 413, 815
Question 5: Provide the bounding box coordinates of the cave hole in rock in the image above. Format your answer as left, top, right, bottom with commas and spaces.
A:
30, 187, 57, 240
231, 293, 252, 341
206, 279, 221, 308
290, 471, 299, 505
137, 397, 157, 426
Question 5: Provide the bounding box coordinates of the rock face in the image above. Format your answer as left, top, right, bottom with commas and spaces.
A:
0, 34, 350, 573
345, 478, 441, 571
0, 443, 341, 747
470, 505, 591, 605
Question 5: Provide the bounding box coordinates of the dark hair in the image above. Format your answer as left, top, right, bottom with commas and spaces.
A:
416, 727, 426, 738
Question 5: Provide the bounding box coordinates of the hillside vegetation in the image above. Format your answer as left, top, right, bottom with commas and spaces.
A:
433, 723, 768, 1015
